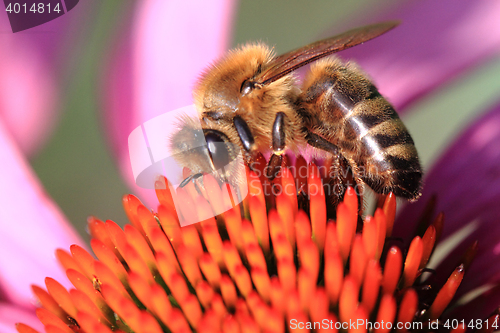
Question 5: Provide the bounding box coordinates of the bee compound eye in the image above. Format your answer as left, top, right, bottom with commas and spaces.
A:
205, 132, 231, 171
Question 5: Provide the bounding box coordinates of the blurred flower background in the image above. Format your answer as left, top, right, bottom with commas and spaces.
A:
2, 0, 500, 331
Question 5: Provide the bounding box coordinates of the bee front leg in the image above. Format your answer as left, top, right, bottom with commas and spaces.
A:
234, 115, 259, 163
266, 112, 286, 180
234, 116, 255, 152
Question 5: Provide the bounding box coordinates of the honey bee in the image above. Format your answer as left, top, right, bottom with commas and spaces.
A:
169, 21, 422, 204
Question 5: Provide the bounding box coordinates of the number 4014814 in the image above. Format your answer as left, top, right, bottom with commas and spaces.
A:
5, 3, 61, 14
443, 318, 499, 330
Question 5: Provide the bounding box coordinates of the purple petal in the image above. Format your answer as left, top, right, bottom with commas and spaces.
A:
0, 119, 86, 308
396, 101, 500, 297
102, 0, 235, 205
0, 1, 92, 157
0, 2, 90, 158
0, 302, 42, 333
337, 0, 500, 112
0, 17, 60, 157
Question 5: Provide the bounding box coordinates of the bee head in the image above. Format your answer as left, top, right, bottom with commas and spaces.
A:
169, 116, 242, 181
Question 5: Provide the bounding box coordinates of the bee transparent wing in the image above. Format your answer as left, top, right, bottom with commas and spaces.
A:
256, 21, 399, 85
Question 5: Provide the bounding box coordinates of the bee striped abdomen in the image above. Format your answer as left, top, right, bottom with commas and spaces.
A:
344, 96, 422, 200
300, 59, 422, 200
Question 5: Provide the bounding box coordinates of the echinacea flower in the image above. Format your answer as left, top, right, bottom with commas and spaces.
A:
15, 156, 500, 332
99, 1, 500, 325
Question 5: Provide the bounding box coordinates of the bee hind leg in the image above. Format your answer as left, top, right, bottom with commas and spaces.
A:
336, 157, 365, 228
305, 132, 339, 155
305, 131, 364, 218
319, 155, 345, 218
345, 158, 365, 208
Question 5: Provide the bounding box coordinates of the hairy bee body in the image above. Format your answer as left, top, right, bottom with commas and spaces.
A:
170, 22, 422, 202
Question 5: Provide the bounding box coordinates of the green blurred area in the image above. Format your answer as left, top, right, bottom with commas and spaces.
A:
31, 1, 132, 240
30, 0, 500, 241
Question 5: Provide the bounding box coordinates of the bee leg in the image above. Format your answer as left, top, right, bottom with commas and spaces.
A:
234, 116, 255, 152
266, 112, 287, 180
305, 132, 346, 215
234, 115, 270, 176
305, 132, 339, 155
234, 115, 259, 163
345, 158, 366, 228
324, 155, 348, 213
305, 132, 364, 202
179, 173, 199, 188
179, 172, 208, 200
346, 159, 365, 199
180, 172, 205, 190
305, 132, 364, 218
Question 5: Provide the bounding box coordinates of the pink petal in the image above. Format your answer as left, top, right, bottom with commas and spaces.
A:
0, 17, 59, 157
0, 119, 85, 309
0, 0, 92, 157
336, 0, 500, 111
395, 101, 500, 298
0, 1, 92, 157
102, 0, 235, 206
0, 302, 42, 333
